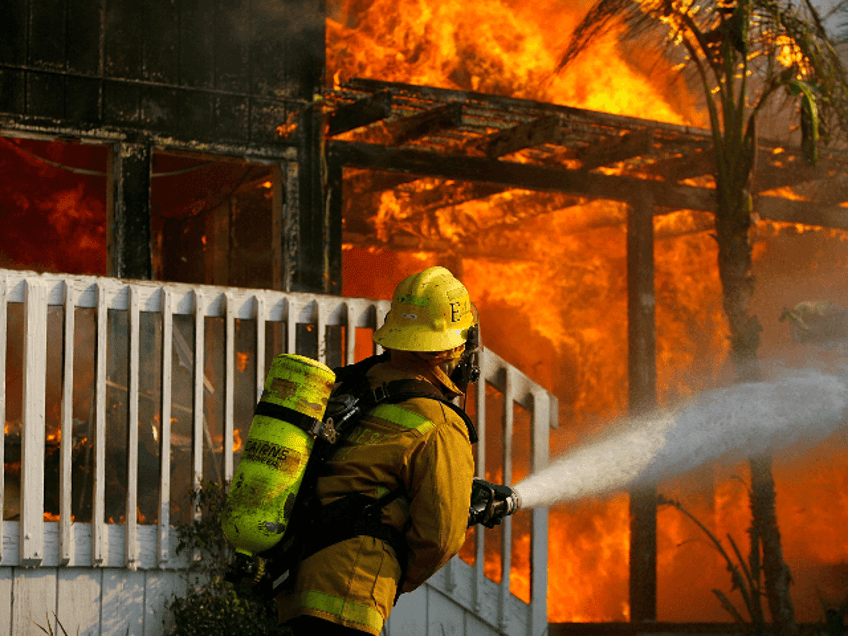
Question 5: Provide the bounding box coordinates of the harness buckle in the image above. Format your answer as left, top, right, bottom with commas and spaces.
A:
372, 383, 389, 403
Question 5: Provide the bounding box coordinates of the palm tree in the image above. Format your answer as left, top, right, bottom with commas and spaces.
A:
560, 2, 848, 635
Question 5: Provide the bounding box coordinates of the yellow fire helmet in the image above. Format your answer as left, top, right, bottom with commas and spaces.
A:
374, 266, 476, 352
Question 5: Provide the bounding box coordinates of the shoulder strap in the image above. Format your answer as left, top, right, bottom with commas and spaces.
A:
329, 356, 478, 444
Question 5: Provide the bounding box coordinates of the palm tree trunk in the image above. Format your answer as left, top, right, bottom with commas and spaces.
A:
750, 453, 798, 636
715, 185, 798, 636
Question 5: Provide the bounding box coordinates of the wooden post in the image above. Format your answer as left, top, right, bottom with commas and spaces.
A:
627, 189, 658, 622
325, 158, 343, 295
294, 107, 327, 293
108, 140, 153, 280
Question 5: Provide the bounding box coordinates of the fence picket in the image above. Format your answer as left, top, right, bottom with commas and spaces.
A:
192, 291, 205, 500
473, 357, 488, 613
158, 289, 173, 568
20, 279, 47, 566
254, 294, 266, 402
126, 285, 140, 569
498, 366, 515, 631
93, 282, 108, 565
59, 281, 76, 565
223, 293, 236, 482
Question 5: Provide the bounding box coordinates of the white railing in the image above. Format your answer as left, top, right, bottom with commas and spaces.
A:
0, 268, 552, 635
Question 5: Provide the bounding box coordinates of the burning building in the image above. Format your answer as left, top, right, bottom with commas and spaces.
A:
2, 0, 848, 633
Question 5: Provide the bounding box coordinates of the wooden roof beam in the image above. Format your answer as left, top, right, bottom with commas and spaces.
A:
326, 90, 393, 137
471, 114, 562, 158
578, 128, 656, 170
642, 147, 714, 183
330, 140, 848, 231
328, 139, 715, 211
377, 102, 464, 146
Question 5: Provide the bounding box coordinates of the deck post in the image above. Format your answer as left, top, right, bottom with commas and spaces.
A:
627, 188, 658, 622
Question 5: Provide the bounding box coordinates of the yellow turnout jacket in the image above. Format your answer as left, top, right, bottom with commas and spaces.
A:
276, 353, 475, 634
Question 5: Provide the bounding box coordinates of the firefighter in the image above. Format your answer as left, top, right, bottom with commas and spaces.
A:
276, 266, 478, 635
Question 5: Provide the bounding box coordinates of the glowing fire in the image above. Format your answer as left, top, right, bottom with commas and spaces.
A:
330, 0, 848, 624
327, 0, 705, 125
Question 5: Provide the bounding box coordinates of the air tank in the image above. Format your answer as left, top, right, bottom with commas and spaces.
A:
221, 353, 335, 556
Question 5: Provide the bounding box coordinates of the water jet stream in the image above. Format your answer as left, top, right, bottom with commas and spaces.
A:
513, 368, 848, 509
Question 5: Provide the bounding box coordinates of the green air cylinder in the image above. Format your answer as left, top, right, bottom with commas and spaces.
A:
221, 353, 335, 556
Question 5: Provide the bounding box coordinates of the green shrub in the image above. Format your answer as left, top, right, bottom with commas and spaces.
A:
167, 579, 279, 636
166, 481, 284, 636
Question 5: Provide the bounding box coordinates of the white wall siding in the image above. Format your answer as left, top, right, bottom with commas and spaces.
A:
0, 268, 554, 636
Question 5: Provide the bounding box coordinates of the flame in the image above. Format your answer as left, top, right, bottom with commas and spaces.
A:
236, 351, 250, 373
333, 0, 713, 606
232, 429, 243, 453
0, 137, 108, 275
332, 0, 847, 623
773, 34, 807, 70
327, 0, 705, 125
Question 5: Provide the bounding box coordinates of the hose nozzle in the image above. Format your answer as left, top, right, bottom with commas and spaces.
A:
468, 478, 522, 528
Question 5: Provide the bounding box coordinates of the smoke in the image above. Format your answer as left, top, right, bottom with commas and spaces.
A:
514, 367, 848, 509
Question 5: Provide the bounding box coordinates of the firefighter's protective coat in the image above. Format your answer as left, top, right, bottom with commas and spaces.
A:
276, 353, 475, 635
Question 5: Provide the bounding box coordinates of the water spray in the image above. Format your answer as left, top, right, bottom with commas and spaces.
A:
511, 367, 848, 511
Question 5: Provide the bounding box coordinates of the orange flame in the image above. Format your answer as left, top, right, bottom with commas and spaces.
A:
236, 351, 250, 373
331, 0, 848, 623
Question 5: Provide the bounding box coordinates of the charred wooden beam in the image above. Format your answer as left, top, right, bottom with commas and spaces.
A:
332, 141, 848, 230
381, 102, 464, 145
294, 106, 339, 293
642, 147, 714, 183
328, 140, 716, 212
579, 128, 655, 171
326, 90, 393, 137
345, 77, 712, 141
473, 114, 562, 158
326, 160, 343, 294
108, 140, 152, 280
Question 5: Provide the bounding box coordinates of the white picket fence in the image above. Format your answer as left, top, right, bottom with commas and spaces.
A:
0, 268, 553, 636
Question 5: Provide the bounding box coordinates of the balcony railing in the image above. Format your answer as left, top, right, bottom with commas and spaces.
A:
0, 268, 553, 635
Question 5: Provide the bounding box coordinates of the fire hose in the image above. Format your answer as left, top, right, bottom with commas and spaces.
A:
225, 476, 521, 599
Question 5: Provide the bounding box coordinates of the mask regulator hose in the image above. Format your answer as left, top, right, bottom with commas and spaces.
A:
467, 477, 522, 529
